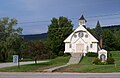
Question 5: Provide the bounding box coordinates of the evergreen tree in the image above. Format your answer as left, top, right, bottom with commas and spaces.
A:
47, 16, 73, 56
95, 21, 102, 40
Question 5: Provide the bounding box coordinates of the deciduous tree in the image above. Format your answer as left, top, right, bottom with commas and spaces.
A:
0, 17, 22, 62
28, 41, 51, 64
48, 16, 73, 56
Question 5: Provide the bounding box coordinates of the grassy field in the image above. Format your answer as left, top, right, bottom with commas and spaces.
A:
56, 51, 120, 73
0, 56, 70, 72
0, 51, 119, 72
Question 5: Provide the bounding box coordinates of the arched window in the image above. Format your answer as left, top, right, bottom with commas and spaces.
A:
74, 34, 77, 38
78, 32, 84, 38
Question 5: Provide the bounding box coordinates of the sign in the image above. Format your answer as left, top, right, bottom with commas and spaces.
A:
98, 49, 107, 62
13, 55, 18, 63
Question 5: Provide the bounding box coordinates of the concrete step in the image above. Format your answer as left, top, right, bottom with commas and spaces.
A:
67, 53, 83, 64
43, 64, 68, 72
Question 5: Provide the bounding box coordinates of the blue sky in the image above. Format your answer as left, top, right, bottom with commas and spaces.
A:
0, 0, 120, 35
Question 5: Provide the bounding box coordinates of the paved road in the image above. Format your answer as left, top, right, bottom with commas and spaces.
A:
0, 61, 48, 68
0, 72, 120, 78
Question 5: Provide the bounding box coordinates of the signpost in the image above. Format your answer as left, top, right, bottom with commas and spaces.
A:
13, 55, 20, 68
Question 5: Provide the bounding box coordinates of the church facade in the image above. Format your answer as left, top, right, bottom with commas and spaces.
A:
64, 15, 100, 56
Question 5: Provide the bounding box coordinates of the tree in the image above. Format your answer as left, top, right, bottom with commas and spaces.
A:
48, 16, 73, 56
28, 41, 51, 64
95, 21, 102, 40
87, 27, 96, 36
114, 29, 120, 50
102, 29, 116, 51
0, 17, 22, 62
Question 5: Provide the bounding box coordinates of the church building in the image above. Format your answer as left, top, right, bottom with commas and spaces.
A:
64, 15, 100, 56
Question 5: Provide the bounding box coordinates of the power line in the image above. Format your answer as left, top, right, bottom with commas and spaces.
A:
87, 16, 120, 22
18, 20, 50, 24
17, 12, 120, 25
71, 13, 120, 20
86, 12, 120, 18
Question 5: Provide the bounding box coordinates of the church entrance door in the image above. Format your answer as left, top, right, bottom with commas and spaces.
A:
76, 44, 84, 53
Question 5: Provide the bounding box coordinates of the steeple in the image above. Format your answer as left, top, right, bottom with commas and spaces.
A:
79, 15, 87, 25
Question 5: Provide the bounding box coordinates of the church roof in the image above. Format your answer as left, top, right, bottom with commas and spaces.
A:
79, 15, 86, 20
79, 15, 87, 22
64, 25, 98, 43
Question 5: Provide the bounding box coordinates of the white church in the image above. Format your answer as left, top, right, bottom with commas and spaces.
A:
64, 15, 101, 64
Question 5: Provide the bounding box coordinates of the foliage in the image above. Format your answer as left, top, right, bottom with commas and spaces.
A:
94, 21, 102, 40
106, 58, 115, 64
92, 57, 101, 64
86, 27, 95, 36
22, 33, 47, 41
25, 40, 53, 64
63, 53, 71, 57
92, 57, 115, 65
88, 25, 120, 51
47, 16, 73, 56
86, 52, 98, 57
87, 24, 120, 51
0, 17, 22, 62
114, 30, 120, 50
102, 29, 116, 51
99, 62, 108, 65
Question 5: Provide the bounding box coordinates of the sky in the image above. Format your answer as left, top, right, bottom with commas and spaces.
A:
0, 0, 120, 35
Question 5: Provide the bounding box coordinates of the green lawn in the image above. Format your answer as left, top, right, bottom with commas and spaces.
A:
56, 51, 120, 73
0, 51, 120, 72
0, 56, 70, 72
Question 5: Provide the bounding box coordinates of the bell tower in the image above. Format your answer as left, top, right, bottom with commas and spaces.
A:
79, 15, 87, 26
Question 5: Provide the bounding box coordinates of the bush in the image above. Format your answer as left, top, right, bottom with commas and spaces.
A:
99, 62, 108, 65
58, 51, 64, 56
63, 53, 70, 57
93, 57, 101, 64
86, 52, 98, 57
106, 58, 115, 64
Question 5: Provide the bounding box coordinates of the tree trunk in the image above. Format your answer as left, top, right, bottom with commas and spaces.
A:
34, 57, 37, 64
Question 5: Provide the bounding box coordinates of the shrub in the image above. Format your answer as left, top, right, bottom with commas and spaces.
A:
86, 52, 98, 57
63, 53, 70, 57
99, 62, 108, 65
58, 51, 64, 56
106, 58, 115, 64
93, 57, 101, 64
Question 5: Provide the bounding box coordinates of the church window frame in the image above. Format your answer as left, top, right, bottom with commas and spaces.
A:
85, 34, 88, 38
69, 44, 72, 48
90, 44, 92, 48
74, 34, 77, 38
78, 32, 84, 38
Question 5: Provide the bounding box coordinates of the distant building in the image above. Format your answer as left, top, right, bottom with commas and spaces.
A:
64, 15, 100, 56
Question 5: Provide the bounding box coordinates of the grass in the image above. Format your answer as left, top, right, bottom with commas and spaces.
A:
56, 51, 120, 73
0, 51, 119, 72
0, 56, 70, 72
